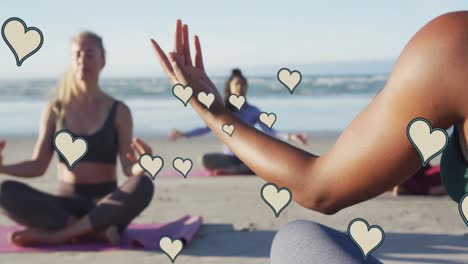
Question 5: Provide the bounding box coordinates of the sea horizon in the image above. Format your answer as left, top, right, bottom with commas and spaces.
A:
0, 74, 385, 137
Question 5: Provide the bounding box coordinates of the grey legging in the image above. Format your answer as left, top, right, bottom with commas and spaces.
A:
0, 174, 154, 233
271, 220, 382, 264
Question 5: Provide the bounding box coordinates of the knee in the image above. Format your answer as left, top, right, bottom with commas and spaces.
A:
198, 154, 208, 167
134, 174, 155, 207
271, 220, 322, 263
0, 180, 24, 208
272, 220, 319, 244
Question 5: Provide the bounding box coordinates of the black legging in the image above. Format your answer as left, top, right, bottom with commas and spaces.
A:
0, 174, 154, 233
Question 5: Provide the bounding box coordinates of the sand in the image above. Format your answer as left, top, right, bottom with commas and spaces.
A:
0, 133, 466, 264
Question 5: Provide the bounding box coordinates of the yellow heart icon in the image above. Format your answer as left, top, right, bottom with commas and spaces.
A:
277, 68, 302, 94
407, 117, 448, 166
172, 84, 193, 106
228, 94, 246, 111
460, 193, 468, 227
222, 124, 235, 136
197, 92, 215, 109
260, 182, 292, 217
139, 154, 164, 180
347, 218, 385, 259
159, 236, 183, 263
173, 157, 193, 178
53, 130, 88, 171
1, 17, 43, 66
259, 112, 277, 129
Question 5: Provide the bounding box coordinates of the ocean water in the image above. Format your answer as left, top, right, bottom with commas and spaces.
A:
0, 75, 385, 137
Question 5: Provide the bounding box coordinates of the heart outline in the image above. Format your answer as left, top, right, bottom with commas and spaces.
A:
172, 157, 193, 178
138, 154, 164, 180
1, 17, 44, 67
347, 218, 385, 260
260, 182, 292, 218
172, 83, 193, 107
159, 235, 184, 263
259, 112, 277, 129
277, 67, 302, 94
459, 193, 468, 227
196, 92, 215, 109
228, 94, 246, 111
52, 129, 88, 171
406, 117, 449, 166
222, 124, 235, 136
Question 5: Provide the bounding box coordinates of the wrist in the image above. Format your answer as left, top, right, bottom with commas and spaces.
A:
192, 99, 229, 124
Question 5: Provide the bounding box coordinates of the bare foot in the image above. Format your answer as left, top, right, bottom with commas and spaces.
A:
207, 168, 227, 176
8, 219, 120, 246
211, 169, 227, 176
64, 216, 120, 245
70, 226, 121, 245
8, 228, 63, 246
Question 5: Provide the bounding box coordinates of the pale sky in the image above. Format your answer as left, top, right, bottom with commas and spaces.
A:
1, 0, 467, 79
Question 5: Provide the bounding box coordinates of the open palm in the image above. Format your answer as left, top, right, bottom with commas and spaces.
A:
150, 20, 223, 106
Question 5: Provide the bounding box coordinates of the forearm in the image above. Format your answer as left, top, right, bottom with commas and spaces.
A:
0, 160, 45, 178
190, 100, 323, 199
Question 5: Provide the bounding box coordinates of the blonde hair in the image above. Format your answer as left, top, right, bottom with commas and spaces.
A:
52, 31, 105, 121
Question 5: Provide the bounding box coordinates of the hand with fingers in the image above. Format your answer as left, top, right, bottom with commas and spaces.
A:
289, 133, 309, 146
150, 19, 224, 110
126, 138, 153, 177
168, 129, 186, 141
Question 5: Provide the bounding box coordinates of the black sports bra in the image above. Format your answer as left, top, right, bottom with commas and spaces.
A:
55, 100, 119, 165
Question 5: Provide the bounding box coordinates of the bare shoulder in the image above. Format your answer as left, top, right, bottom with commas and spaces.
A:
114, 100, 132, 127
44, 100, 60, 121
380, 11, 468, 127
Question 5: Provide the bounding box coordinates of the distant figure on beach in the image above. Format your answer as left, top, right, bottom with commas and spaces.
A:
0, 31, 154, 247
151, 12, 468, 263
392, 163, 447, 196
169, 68, 308, 175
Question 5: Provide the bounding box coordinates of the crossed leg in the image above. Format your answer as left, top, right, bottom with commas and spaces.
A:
0, 174, 154, 246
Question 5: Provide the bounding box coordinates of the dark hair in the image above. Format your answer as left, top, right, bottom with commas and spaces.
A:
224, 68, 248, 110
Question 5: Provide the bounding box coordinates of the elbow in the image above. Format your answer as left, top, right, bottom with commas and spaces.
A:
31, 160, 49, 177
296, 190, 342, 215
295, 160, 343, 215
34, 162, 48, 177
316, 202, 341, 215
35, 168, 47, 177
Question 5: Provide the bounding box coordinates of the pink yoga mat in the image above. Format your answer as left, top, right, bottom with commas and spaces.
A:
0, 215, 202, 252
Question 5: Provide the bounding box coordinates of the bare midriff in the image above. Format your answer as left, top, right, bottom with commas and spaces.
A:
56, 162, 117, 184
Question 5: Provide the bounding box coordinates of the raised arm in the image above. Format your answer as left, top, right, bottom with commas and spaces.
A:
150, 14, 467, 214
0, 102, 57, 177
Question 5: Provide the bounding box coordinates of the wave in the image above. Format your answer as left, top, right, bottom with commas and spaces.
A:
0, 74, 387, 99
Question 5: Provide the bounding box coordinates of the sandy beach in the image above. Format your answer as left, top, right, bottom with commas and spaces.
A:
0, 133, 466, 264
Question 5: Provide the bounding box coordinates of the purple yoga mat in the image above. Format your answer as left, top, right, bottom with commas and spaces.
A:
157, 168, 212, 178
0, 215, 202, 252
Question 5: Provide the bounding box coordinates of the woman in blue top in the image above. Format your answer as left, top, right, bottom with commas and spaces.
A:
169, 69, 308, 175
